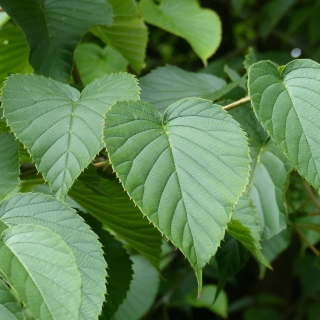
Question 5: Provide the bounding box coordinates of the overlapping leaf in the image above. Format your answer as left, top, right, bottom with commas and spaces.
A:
1, 73, 139, 200
79, 212, 133, 320
0, 192, 107, 320
75, 44, 128, 85
139, 65, 226, 113
228, 193, 270, 267
113, 255, 159, 320
0, 224, 82, 320
0, 0, 113, 82
0, 278, 25, 320
139, 0, 221, 64
230, 104, 293, 239
0, 132, 19, 203
104, 98, 251, 290
215, 233, 250, 301
249, 60, 319, 192
69, 165, 162, 269
0, 27, 32, 87
92, 0, 148, 73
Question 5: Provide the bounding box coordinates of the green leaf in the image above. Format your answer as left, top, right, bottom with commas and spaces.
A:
69, 165, 162, 270
0, 278, 25, 320
0, 132, 19, 203
104, 98, 251, 291
0, 192, 107, 320
259, 0, 296, 38
79, 212, 133, 320
228, 193, 271, 268
230, 104, 294, 239
215, 233, 250, 301
92, 0, 148, 73
0, 27, 32, 87
140, 0, 221, 64
187, 285, 228, 318
249, 60, 320, 194
74, 43, 128, 86
244, 47, 258, 71
1, 73, 139, 201
139, 65, 226, 113
0, 0, 112, 82
259, 227, 292, 278
0, 224, 82, 320
113, 255, 159, 320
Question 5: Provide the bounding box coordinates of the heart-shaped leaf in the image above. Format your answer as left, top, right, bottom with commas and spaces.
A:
1, 73, 139, 201
0, 192, 107, 320
0, 224, 82, 320
248, 59, 320, 192
104, 98, 250, 291
0, 0, 113, 82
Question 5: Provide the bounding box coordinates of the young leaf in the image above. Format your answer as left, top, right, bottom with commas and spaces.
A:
1, 73, 139, 201
140, 65, 226, 113
0, 278, 25, 320
92, 0, 148, 74
0, 0, 113, 82
0, 192, 107, 320
228, 193, 270, 268
248, 60, 320, 194
74, 44, 128, 85
139, 0, 221, 64
0, 132, 19, 203
104, 98, 251, 291
0, 224, 82, 320
215, 233, 250, 301
78, 212, 133, 320
0, 27, 32, 88
113, 255, 159, 320
69, 165, 162, 270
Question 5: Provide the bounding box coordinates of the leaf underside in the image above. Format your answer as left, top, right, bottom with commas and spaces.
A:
1, 73, 139, 201
0, 192, 107, 320
249, 60, 319, 192
104, 97, 250, 291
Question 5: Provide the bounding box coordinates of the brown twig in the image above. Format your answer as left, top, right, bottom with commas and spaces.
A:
303, 181, 320, 210
294, 224, 320, 256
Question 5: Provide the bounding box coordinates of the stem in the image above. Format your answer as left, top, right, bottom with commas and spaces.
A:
303, 181, 320, 211
296, 223, 320, 232
307, 212, 320, 216
93, 160, 110, 168
222, 96, 251, 111
294, 225, 320, 256
72, 61, 84, 87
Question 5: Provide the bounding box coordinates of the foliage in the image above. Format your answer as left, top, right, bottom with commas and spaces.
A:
0, 0, 320, 319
